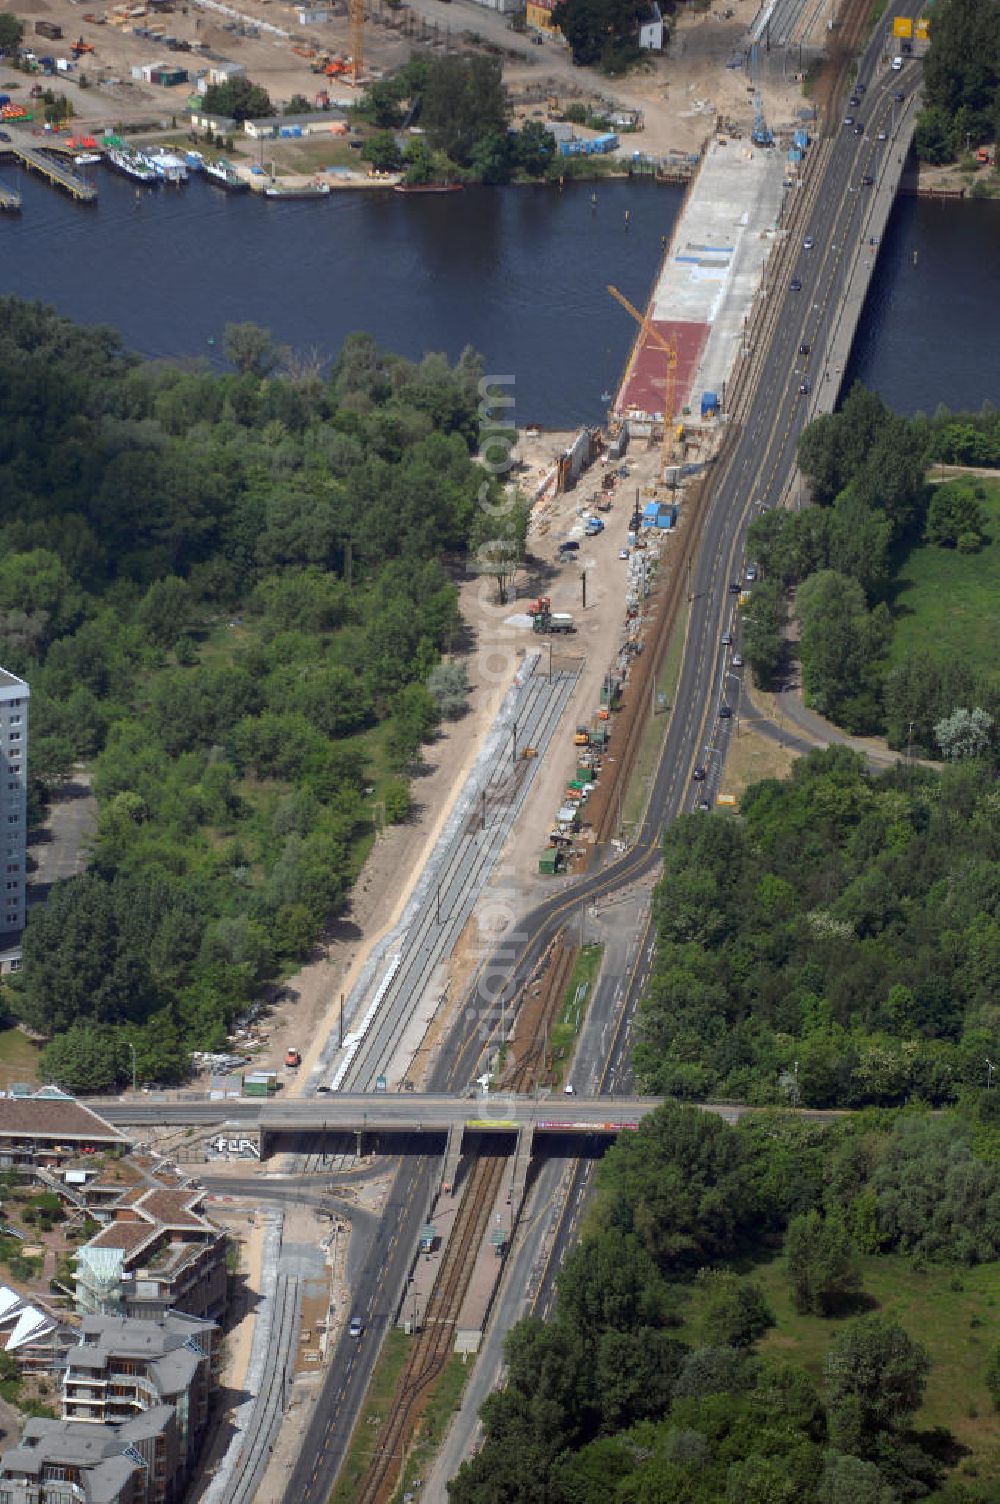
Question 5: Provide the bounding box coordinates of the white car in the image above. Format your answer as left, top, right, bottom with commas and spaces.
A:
619, 548, 630, 559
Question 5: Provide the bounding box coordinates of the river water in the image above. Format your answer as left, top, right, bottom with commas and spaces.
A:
2, 162, 998, 423
1, 167, 681, 428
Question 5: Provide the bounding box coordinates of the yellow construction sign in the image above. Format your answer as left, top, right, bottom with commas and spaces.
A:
893, 15, 913, 35
916, 16, 930, 37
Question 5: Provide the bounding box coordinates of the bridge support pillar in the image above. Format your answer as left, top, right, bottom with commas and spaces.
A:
441, 1122, 463, 1194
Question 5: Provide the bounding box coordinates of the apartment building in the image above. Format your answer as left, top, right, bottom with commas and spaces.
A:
75, 1186, 227, 1322
0, 668, 28, 953
0, 1406, 177, 1504
62, 1312, 216, 1473
0, 1097, 128, 1174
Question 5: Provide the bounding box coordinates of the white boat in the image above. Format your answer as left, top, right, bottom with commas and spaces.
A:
263, 179, 331, 199
145, 149, 187, 183
204, 157, 248, 192
74, 153, 101, 165
106, 148, 157, 183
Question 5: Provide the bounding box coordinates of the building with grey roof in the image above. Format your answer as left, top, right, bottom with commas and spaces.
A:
0, 1405, 178, 1504
0, 667, 28, 958
62, 1313, 216, 1470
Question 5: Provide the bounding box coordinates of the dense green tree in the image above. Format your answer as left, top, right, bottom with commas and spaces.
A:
0, 12, 24, 50
699, 1271, 775, 1349
925, 477, 988, 548
786, 1211, 862, 1316
202, 76, 272, 120
222, 321, 282, 378
514, 120, 557, 176
40, 1023, 125, 1094
552, 0, 646, 69
823, 1317, 929, 1458
421, 55, 508, 167
361, 130, 403, 173
921, 0, 1000, 151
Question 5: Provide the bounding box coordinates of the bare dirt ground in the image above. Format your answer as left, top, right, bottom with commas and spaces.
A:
15, 0, 815, 169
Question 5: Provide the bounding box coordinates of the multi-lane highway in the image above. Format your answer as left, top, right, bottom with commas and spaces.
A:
257, 24, 925, 1500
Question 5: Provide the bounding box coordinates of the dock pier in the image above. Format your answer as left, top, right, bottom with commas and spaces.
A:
5, 142, 96, 202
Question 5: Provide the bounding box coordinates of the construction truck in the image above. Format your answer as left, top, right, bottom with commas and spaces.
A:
574, 725, 590, 747
549, 612, 575, 633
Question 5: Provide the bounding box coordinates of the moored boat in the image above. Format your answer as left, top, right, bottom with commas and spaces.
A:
204, 157, 248, 191
263, 179, 331, 198
106, 148, 157, 183
393, 181, 464, 194
145, 148, 188, 184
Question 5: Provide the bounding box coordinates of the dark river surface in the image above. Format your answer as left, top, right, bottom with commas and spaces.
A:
2, 163, 998, 423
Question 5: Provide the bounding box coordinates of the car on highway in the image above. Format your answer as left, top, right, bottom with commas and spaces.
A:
854, 123, 864, 135
803, 235, 814, 250
697, 797, 711, 812
843, 115, 855, 127
877, 129, 887, 140
732, 652, 744, 668
349, 1317, 364, 1338
799, 380, 811, 395
692, 766, 707, 782
719, 705, 733, 719
856, 82, 866, 95
861, 174, 873, 185
799, 341, 811, 355
891, 53, 903, 70
729, 581, 741, 594
721, 630, 733, 646
790, 277, 802, 292
894, 90, 905, 102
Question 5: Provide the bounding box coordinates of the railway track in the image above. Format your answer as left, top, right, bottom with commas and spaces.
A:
340, 663, 580, 1093
351, 933, 578, 1503
354, 1152, 507, 1504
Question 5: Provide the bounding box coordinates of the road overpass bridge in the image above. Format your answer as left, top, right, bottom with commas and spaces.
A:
98, 1092, 669, 1159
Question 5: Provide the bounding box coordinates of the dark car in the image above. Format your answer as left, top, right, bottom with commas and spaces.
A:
799, 341, 811, 355
894, 91, 905, 102
790, 277, 802, 291
729, 581, 741, 594
861, 174, 873, 185
844, 115, 855, 127
719, 706, 733, 719
692, 766, 707, 782
849, 94, 860, 107
799, 381, 810, 395
856, 82, 866, 95
0, 131, 9, 142
854, 123, 864, 135
559, 540, 580, 554
697, 797, 711, 812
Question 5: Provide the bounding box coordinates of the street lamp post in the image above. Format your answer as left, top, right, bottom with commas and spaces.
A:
128, 1042, 137, 1095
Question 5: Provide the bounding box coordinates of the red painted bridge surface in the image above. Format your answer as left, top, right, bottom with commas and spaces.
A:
618, 318, 710, 419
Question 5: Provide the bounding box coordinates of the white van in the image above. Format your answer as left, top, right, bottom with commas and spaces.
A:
891, 55, 903, 70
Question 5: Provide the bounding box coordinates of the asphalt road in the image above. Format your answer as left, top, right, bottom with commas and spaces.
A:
203, 27, 927, 1501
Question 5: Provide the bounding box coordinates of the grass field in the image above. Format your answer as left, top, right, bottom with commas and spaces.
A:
330, 1329, 411, 1504
550, 944, 604, 1086
0, 1027, 41, 1090
622, 599, 689, 833
887, 478, 1000, 681
667, 1252, 1000, 1478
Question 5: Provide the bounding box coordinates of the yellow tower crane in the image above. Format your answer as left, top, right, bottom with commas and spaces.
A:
349, 0, 364, 83
608, 283, 678, 471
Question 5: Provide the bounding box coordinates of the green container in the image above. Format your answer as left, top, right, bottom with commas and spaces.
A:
539, 851, 560, 875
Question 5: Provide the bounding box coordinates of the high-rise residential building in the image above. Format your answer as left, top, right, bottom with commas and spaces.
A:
0, 668, 29, 951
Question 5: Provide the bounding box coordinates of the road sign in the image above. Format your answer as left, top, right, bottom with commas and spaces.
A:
916, 16, 930, 37
893, 15, 913, 36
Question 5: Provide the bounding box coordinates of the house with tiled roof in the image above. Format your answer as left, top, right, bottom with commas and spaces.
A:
75, 1184, 227, 1322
